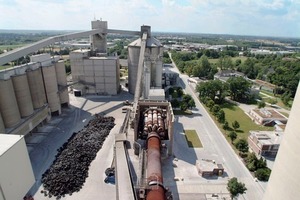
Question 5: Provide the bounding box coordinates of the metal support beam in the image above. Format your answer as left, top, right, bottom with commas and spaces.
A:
107, 29, 140, 36
133, 32, 147, 114
0, 28, 141, 66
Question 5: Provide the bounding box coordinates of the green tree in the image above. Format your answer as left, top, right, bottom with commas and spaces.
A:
281, 91, 291, 106
217, 109, 226, 123
217, 56, 234, 70
180, 102, 188, 111
228, 131, 237, 143
211, 105, 221, 116
227, 177, 247, 200
182, 94, 195, 109
206, 99, 215, 111
255, 168, 271, 181
235, 58, 242, 67
232, 120, 240, 131
223, 121, 229, 130
258, 101, 266, 108
171, 99, 180, 108
177, 87, 184, 98
235, 139, 249, 153
188, 99, 196, 109
196, 80, 228, 103
227, 77, 251, 102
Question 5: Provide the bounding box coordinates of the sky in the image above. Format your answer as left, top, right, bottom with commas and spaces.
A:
0, 0, 299, 37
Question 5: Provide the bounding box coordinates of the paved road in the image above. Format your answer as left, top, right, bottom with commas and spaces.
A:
169, 56, 265, 200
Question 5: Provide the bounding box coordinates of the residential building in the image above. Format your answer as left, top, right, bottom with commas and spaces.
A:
248, 131, 282, 157
248, 108, 288, 125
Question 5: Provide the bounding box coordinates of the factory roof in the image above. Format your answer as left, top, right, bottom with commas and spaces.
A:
197, 159, 223, 171
249, 131, 283, 145
128, 37, 162, 47
0, 134, 23, 156
251, 109, 287, 119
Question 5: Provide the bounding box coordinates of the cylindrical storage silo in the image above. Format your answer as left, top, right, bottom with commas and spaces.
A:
0, 111, 5, 133
55, 60, 69, 105
12, 74, 34, 117
42, 65, 61, 114
55, 60, 68, 86
0, 79, 21, 128
128, 38, 141, 94
59, 89, 69, 105
27, 68, 47, 109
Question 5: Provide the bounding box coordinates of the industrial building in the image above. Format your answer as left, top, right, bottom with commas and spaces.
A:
0, 54, 69, 135
0, 134, 35, 200
0, 20, 173, 200
70, 49, 120, 95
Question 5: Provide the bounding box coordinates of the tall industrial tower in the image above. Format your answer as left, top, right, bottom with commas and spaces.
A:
263, 81, 300, 200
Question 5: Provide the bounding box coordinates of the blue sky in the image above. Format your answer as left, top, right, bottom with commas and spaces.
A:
0, 0, 299, 37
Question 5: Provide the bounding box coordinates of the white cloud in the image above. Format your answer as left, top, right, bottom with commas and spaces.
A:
0, 0, 299, 37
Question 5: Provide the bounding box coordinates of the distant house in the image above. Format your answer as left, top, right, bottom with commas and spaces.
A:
254, 79, 276, 93
248, 108, 288, 126
214, 70, 246, 83
248, 131, 282, 157
196, 160, 224, 177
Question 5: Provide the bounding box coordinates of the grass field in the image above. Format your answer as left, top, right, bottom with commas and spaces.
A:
0, 44, 25, 51
204, 102, 274, 152
184, 129, 203, 148
208, 56, 248, 65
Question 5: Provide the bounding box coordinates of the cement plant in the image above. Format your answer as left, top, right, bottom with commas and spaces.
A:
0, 20, 300, 200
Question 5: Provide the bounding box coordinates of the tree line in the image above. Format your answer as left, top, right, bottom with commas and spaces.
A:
171, 50, 300, 98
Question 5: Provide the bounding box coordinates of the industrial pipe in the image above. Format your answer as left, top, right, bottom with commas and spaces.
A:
146, 132, 165, 200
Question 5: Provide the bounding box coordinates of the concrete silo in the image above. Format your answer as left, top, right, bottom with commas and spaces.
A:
55, 60, 69, 106
128, 25, 163, 97
128, 39, 141, 94
263, 81, 300, 200
91, 20, 107, 53
0, 79, 21, 128
0, 112, 5, 133
12, 74, 34, 117
42, 65, 61, 114
26, 68, 47, 109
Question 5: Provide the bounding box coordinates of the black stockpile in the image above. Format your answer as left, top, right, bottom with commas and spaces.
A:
41, 115, 115, 199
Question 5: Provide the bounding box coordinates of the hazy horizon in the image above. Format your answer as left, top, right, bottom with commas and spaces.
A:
1, 0, 300, 38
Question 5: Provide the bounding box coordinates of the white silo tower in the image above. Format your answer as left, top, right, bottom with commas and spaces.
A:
128, 25, 163, 98
263, 81, 300, 200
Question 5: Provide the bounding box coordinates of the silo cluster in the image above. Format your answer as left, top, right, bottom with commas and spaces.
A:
128, 26, 163, 98
0, 54, 69, 134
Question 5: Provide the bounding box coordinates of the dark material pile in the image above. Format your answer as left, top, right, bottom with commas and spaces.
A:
41, 115, 115, 199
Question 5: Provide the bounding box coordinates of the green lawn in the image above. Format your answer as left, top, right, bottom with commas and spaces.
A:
184, 129, 203, 148
0, 65, 12, 70
0, 44, 25, 51
220, 103, 274, 140
204, 102, 274, 151
208, 56, 248, 65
